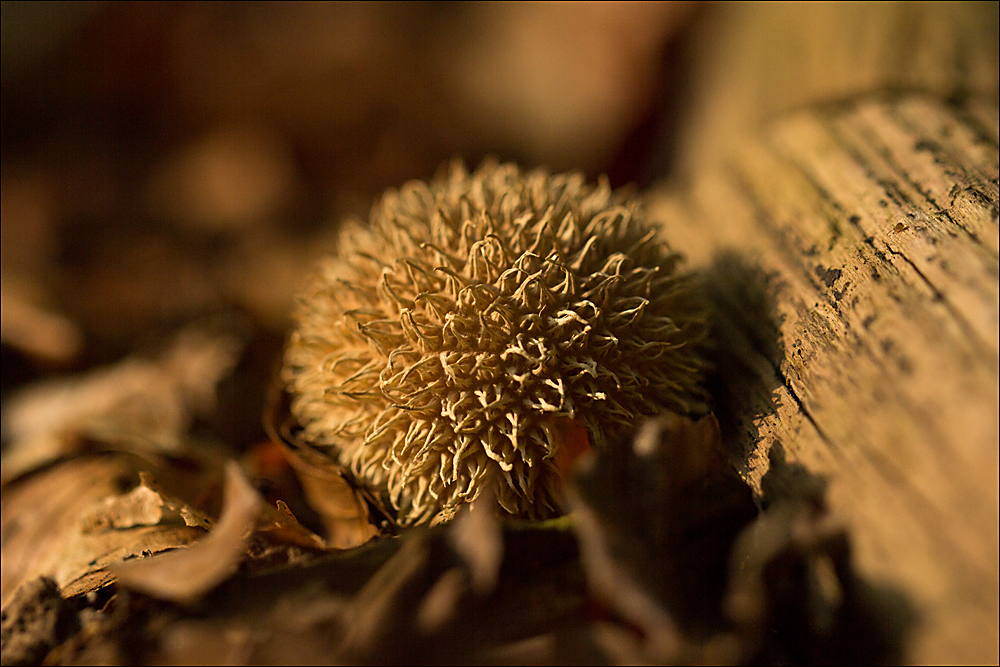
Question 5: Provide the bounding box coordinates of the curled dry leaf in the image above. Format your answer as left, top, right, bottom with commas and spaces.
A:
1, 319, 246, 482
252, 500, 328, 552
264, 387, 381, 549
277, 441, 380, 550
112, 461, 262, 606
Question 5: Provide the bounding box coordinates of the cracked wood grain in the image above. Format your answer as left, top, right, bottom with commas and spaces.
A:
651, 93, 998, 664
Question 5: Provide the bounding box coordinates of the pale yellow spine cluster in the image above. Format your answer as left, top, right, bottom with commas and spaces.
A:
284, 161, 708, 526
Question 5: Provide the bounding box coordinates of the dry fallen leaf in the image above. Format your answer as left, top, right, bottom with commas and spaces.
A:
279, 446, 380, 550
1, 319, 247, 482
81, 471, 214, 534
112, 461, 262, 606
0, 455, 209, 608
252, 500, 329, 552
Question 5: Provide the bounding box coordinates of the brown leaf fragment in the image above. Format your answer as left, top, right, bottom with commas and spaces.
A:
80, 472, 213, 534
112, 461, 262, 606
0, 577, 78, 666
81, 485, 168, 534
253, 500, 328, 551
263, 384, 384, 548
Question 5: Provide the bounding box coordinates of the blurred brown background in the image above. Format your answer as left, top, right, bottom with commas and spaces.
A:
5, 0, 995, 384
1, 1, 697, 377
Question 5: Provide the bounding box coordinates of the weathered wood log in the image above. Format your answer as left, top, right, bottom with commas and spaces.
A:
673, 2, 998, 179
650, 93, 998, 664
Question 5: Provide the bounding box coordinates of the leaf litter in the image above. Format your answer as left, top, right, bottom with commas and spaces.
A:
1, 316, 914, 665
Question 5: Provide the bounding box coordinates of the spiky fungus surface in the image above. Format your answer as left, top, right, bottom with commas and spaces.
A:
283, 161, 709, 526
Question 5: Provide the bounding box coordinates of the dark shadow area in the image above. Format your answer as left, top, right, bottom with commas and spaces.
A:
691, 251, 917, 664
568, 411, 919, 664
739, 442, 920, 665
698, 251, 786, 472
570, 412, 759, 639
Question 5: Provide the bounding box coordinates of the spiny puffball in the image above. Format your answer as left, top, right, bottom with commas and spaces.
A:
283, 160, 709, 526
